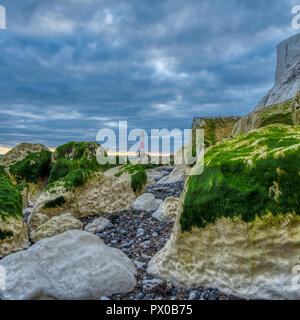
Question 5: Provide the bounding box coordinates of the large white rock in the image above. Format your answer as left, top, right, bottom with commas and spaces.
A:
0, 230, 137, 300
29, 213, 83, 243
255, 34, 300, 110
152, 197, 181, 223
148, 212, 300, 300
133, 193, 162, 213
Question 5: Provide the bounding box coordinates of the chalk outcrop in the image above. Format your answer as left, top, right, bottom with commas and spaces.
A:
255, 34, 300, 110
31, 170, 136, 230
0, 143, 52, 203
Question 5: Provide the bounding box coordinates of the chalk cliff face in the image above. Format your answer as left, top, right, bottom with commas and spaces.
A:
255, 33, 300, 110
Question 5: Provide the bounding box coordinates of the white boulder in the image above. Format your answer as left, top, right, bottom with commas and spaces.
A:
0, 230, 137, 300
133, 193, 162, 213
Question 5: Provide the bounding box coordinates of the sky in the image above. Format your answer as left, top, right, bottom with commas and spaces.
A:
0, 0, 299, 152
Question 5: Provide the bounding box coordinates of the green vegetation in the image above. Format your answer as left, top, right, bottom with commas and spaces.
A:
63, 169, 92, 190
46, 168, 92, 193
0, 230, 13, 241
49, 141, 120, 183
44, 196, 66, 209
48, 158, 79, 184
115, 164, 147, 193
0, 165, 9, 179
9, 150, 52, 184
0, 177, 23, 221
192, 119, 216, 149
258, 99, 293, 128
56, 141, 92, 161
15, 183, 29, 192
180, 125, 300, 232
206, 119, 216, 146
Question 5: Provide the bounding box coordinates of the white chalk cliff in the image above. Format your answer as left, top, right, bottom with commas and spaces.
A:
256, 33, 300, 110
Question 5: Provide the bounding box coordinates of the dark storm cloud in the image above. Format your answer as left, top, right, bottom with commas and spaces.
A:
0, 0, 298, 148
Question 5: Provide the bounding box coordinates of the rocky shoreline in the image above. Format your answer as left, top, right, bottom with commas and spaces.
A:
80, 177, 240, 301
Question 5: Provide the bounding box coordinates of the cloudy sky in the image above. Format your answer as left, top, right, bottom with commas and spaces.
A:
0, 0, 299, 151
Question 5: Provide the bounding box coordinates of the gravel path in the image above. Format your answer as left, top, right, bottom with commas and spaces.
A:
81, 172, 240, 301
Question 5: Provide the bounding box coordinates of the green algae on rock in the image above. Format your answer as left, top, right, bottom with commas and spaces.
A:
32, 171, 136, 224
43, 196, 67, 209
49, 141, 112, 183
232, 95, 299, 136
0, 177, 29, 257
192, 116, 240, 147
0, 177, 23, 221
181, 125, 300, 232
0, 165, 9, 179
9, 150, 52, 184
114, 164, 147, 193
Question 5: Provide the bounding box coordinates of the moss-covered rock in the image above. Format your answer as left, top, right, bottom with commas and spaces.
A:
9, 150, 52, 184
0, 143, 52, 205
53, 141, 100, 162
181, 125, 300, 232
0, 143, 49, 169
148, 125, 300, 299
0, 177, 29, 258
0, 177, 23, 221
114, 164, 147, 194
0, 165, 9, 179
0, 143, 52, 184
233, 96, 297, 135
31, 172, 136, 227
192, 116, 240, 147
49, 141, 109, 183
48, 158, 79, 184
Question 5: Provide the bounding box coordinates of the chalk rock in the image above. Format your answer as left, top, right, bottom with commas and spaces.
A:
31, 172, 136, 229
0, 230, 137, 300
152, 197, 181, 223
255, 34, 300, 110
133, 193, 162, 213
29, 213, 83, 243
